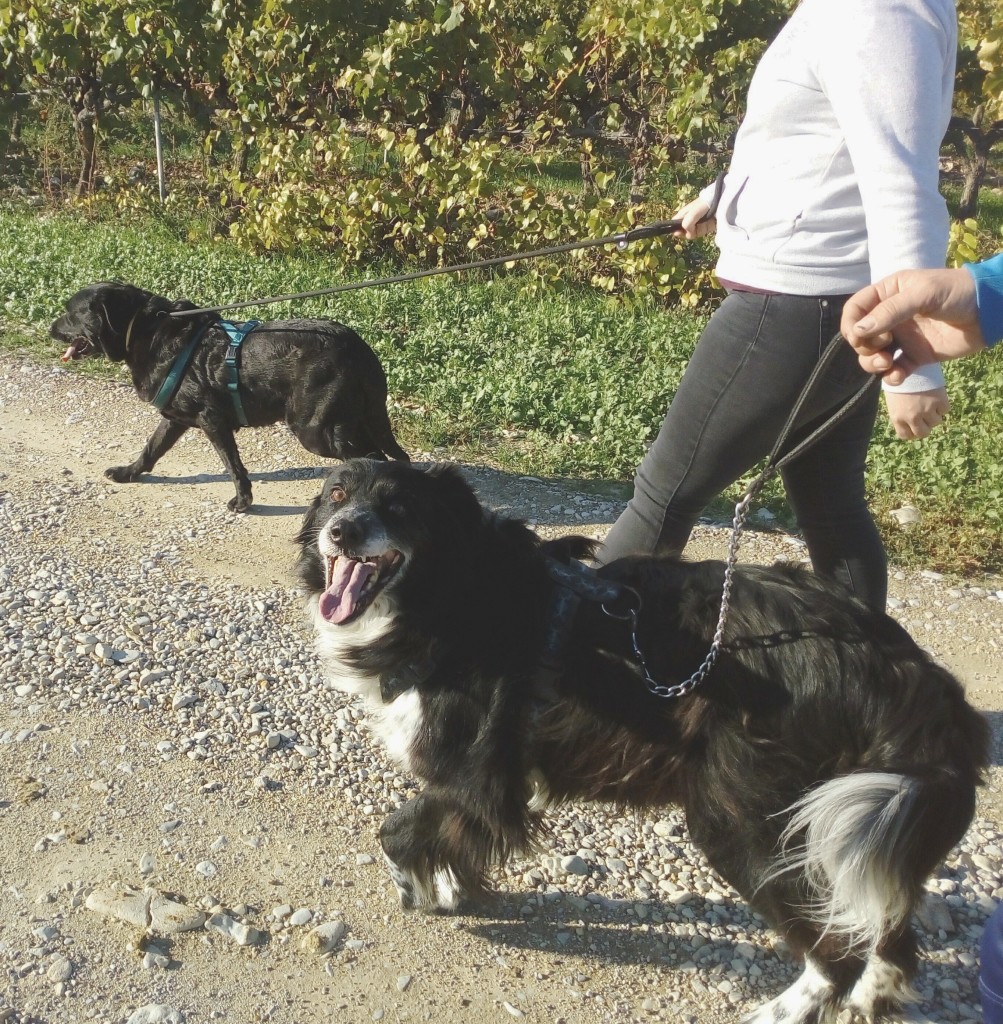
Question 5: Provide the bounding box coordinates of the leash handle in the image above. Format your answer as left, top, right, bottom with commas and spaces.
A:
616, 218, 683, 244
616, 171, 725, 247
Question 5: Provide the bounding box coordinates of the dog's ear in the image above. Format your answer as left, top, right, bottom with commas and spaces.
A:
541, 535, 599, 564
295, 491, 327, 593
419, 464, 486, 529
296, 491, 323, 547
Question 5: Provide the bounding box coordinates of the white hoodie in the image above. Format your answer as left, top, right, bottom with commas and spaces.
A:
702, 0, 957, 393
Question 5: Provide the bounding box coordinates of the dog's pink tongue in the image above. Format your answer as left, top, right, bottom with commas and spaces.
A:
61, 344, 76, 363
319, 557, 375, 624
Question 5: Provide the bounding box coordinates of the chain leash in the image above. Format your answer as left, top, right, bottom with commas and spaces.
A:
604, 334, 880, 700
603, 472, 764, 699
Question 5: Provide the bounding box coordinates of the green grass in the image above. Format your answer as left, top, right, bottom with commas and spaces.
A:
2, 204, 1001, 577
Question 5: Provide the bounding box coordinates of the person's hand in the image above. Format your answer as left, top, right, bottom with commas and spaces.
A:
672, 197, 715, 240
841, 268, 987, 385
882, 387, 950, 440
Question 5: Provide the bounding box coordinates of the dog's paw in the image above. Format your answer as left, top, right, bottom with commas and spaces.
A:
105, 465, 141, 483
228, 493, 253, 513
383, 854, 464, 913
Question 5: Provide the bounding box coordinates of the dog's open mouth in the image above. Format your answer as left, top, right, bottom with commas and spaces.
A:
319, 551, 404, 625
60, 337, 94, 362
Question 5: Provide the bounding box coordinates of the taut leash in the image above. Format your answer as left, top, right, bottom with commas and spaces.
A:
168, 175, 728, 319
166, 224, 683, 318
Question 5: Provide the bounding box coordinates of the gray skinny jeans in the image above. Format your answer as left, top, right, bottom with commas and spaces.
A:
599, 290, 886, 612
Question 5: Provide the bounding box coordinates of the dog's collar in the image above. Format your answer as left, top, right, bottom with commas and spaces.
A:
124, 310, 140, 353
151, 322, 214, 413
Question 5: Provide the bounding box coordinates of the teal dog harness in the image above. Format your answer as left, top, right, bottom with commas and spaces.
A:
151, 321, 213, 413
220, 320, 261, 426
151, 320, 260, 425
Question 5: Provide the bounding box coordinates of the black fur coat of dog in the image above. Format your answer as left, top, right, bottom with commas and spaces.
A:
297, 460, 989, 1024
50, 282, 408, 510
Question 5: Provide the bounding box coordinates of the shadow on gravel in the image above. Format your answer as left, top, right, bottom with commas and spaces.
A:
239, 503, 311, 517
984, 709, 1003, 766
139, 466, 329, 486
462, 898, 767, 967
461, 465, 627, 529
115, 466, 330, 516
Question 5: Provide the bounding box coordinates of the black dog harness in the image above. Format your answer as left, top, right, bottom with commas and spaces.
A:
534, 558, 630, 699
151, 319, 261, 424
376, 558, 631, 706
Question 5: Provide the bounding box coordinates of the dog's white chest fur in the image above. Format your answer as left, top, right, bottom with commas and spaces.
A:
309, 597, 423, 772
370, 690, 424, 769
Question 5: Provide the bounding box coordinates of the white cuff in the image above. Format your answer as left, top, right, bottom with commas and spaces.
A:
881, 363, 946, 394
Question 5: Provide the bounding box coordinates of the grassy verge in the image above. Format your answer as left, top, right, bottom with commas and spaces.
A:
2, 205, 1000, 576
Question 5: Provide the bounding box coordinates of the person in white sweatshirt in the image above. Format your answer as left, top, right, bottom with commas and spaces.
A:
600, 0, 957, 613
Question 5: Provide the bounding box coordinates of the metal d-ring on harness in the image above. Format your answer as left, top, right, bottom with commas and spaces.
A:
603, 335, 880, 700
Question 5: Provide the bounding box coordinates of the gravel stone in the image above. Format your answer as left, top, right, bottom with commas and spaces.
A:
126, 1006, 185, 1024
301, 920, 347, 954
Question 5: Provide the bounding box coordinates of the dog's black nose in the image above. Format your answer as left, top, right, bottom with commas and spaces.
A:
328, 516, 363, 550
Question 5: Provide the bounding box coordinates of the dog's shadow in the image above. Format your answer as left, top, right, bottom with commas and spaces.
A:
141, 466, 328, 487
464, 465, 628, 529
458, 891, 767, 969
984, 709, 1003, 767
131, 466, 327, 518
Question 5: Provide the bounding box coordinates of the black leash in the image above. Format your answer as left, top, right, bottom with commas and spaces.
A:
166, 224, 683, 318
762, 331, 880, 480
169, 175, 728, 319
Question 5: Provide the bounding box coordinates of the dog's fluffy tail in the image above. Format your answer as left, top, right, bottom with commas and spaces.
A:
771, 770, 972, 954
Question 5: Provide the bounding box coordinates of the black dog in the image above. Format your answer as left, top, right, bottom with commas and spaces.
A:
296, 459, 989, 1023
51, 282, 409, 511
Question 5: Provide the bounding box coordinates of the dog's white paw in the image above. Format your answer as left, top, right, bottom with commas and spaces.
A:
741, 959, 835, 1024
846, 956, 915, 1019
383, 853, 463, 913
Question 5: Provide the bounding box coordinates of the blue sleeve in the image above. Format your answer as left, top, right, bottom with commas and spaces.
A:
964, 252, 1003, 348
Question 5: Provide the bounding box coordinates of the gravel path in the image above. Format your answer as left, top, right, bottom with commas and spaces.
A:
0, 353, 1001, 1024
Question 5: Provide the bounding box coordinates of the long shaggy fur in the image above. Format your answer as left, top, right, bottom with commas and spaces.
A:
772, 773, 922, 953
50, 281, 408, 511
297, 459, 989, 1023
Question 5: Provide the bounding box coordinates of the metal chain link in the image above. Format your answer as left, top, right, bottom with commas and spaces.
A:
602, 332, 878, 701
607, 470, 767, 700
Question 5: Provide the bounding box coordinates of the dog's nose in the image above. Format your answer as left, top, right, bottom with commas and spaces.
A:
328, 516, 364, 551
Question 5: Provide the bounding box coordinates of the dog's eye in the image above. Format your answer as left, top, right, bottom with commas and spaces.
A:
329, 486, 346, 504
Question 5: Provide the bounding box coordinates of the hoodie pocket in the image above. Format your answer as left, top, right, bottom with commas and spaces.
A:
729, 175, 807, 252
721, 175, 750, 240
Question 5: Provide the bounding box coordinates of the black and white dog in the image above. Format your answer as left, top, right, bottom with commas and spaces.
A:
297, 459, 989, 1023
50, 282, 409, 511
